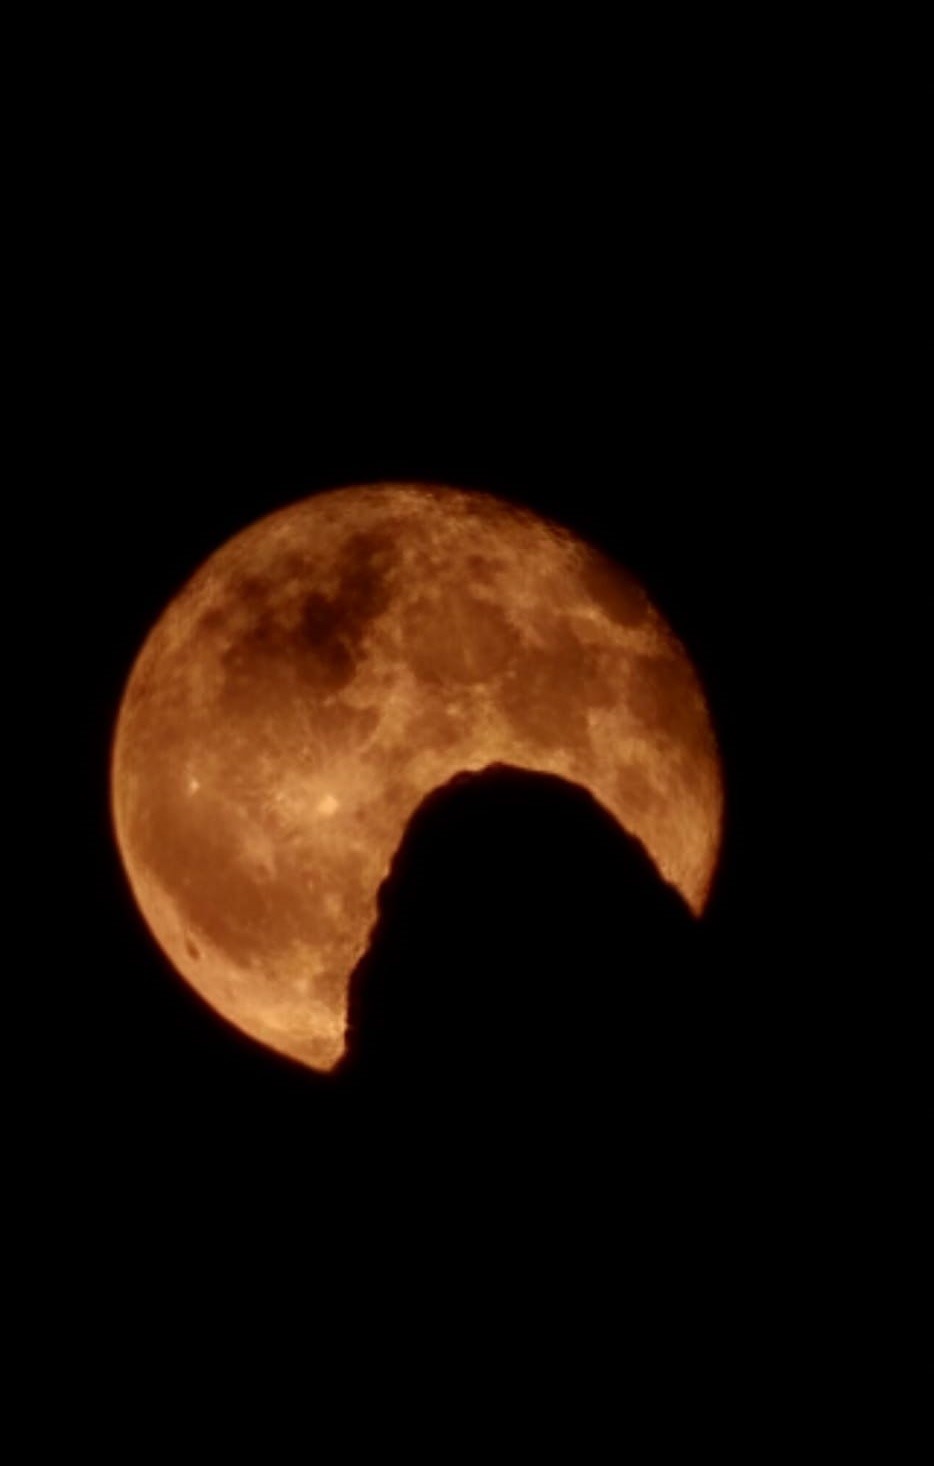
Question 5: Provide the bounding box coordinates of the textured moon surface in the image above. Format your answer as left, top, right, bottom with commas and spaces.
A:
112, 484, 723, 1070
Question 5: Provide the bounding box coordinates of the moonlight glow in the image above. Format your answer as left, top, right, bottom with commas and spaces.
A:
111, 484, 723, 1070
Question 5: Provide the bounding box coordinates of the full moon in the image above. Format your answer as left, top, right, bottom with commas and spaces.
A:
111, 484, 723, 1070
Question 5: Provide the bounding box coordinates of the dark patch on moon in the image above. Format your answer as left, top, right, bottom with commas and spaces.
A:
295, 530, 394, 688
195, 570, 277, 641
302, 531, 391, 635
582, 550, 648, 628
236, 574, 270, 606
219, 528, 396, 703
297, 595, 359, 689
185, 936, 201, 960
626, 652, 708, 750
196, 605, 227, 635
467, 553, 500, 587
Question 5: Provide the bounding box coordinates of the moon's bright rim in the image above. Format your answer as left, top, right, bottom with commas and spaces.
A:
111, 484, 723, 1070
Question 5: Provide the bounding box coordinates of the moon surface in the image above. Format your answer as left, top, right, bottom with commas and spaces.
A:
111, 484, 723, 1070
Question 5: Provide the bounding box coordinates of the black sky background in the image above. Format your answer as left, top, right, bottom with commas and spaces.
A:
61, 316, 806, 1147
30, 117, 849, 1239
12, 37, 899, 1436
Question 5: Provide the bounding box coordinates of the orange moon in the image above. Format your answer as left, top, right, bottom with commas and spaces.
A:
111, 484, 723, 1070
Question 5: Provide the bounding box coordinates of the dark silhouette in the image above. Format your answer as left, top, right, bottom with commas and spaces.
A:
329, 764, 747, 1375
335, 764, 707, 1146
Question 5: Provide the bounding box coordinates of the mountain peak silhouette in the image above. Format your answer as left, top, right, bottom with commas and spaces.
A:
337, 763, 698, 1113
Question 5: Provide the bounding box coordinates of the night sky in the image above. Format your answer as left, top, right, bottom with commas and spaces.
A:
12, 44, 880, 1436
59, 326, 794, 1117
35, 217, 837, 1333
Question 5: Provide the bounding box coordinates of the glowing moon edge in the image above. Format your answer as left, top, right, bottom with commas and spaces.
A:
111, 483, 724, 1071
